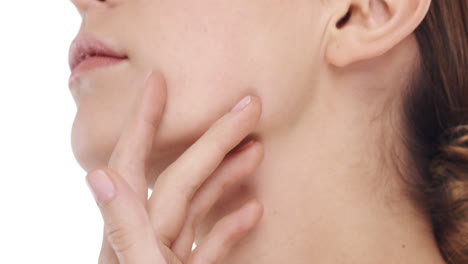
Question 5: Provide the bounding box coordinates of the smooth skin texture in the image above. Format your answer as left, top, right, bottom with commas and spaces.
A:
70, 0, 447, 263
87, 72, 265, 263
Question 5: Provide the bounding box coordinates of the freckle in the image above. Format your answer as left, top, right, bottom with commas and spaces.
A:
402, 244, 406, 249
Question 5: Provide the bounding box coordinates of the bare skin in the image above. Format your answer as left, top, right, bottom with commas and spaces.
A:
70, 0, 447, 263
86, 72, 265, 263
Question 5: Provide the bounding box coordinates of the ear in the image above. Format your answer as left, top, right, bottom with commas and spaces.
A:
325, 0, 431, 67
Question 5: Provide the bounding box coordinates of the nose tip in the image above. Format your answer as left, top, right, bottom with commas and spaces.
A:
71, 0, 106, 15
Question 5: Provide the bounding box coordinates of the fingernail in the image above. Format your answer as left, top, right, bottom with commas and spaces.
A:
231, 96, 251, 112
86, 170, 115, 205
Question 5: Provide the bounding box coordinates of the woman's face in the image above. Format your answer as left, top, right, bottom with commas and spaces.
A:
70, 0, 326, 172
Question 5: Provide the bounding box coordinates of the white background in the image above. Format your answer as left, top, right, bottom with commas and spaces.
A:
0, 1, 104, 263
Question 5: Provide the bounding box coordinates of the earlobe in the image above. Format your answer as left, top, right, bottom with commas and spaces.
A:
325, 0, 432, 67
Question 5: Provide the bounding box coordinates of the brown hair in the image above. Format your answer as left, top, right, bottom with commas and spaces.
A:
400, 1, 468, 263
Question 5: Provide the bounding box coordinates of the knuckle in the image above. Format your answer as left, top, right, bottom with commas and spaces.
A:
176, 180, 199, 200
152, 227, 173, 248
105, 224, 137, 254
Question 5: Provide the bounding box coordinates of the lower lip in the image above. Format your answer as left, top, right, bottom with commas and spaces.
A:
70, 56, 126, 78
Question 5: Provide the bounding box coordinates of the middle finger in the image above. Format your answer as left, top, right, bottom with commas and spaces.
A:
148, 95, 262, 246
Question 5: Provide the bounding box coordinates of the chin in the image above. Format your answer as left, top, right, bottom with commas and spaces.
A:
71, 113, 120, 172
70, 104, 209, 174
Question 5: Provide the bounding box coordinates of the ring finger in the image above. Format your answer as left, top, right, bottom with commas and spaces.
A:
170, 139, 264, 262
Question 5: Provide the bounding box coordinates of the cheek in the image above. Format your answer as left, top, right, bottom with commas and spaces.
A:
71, 0, 287, 172
136, 22, 260, 155
153, 76, 246, 151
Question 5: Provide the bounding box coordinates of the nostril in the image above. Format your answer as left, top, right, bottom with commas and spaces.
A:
337, 10, 351, 28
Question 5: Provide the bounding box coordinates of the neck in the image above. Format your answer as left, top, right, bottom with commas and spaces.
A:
195, 101, 446, 264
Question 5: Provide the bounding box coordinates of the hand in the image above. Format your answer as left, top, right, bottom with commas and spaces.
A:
85, 71, 264, 264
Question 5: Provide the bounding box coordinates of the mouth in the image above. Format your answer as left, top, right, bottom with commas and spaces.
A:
68, 35, 128, 78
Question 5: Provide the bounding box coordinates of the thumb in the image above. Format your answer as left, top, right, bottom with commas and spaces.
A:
86, 168, 165, 264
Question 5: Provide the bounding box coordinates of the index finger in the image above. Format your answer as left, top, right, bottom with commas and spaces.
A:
108, 71, 167, 201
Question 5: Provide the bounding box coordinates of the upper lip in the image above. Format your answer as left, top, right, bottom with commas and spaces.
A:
68, 35, 128, 72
